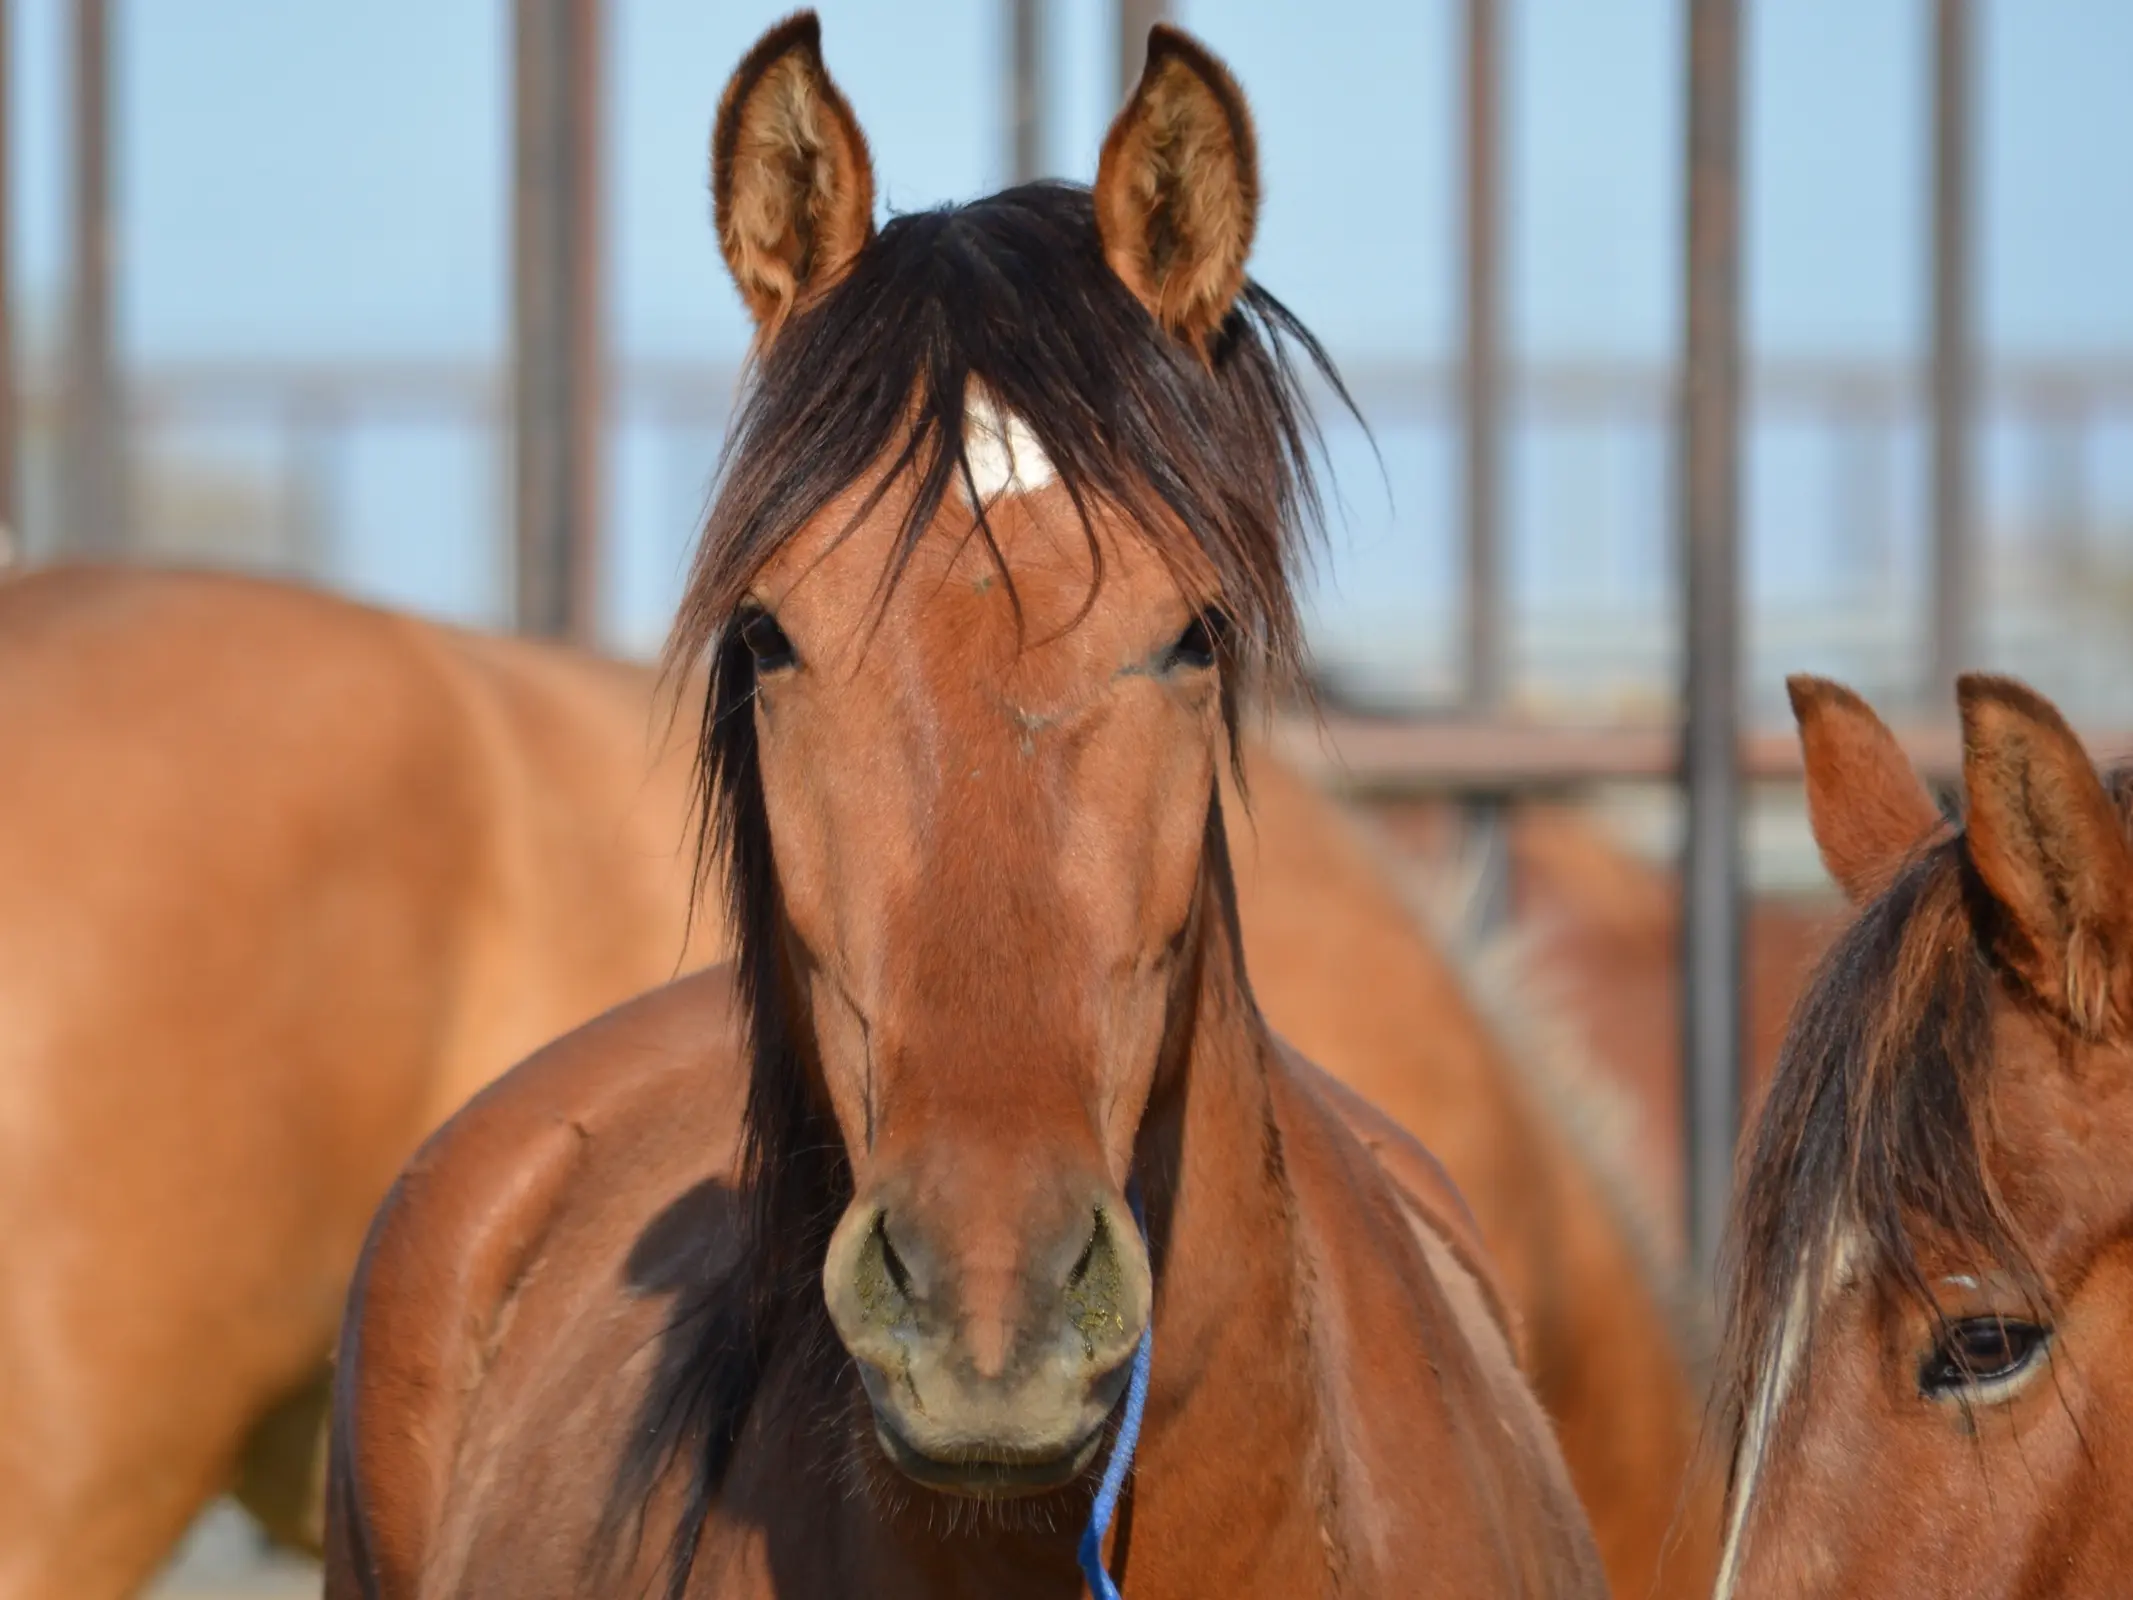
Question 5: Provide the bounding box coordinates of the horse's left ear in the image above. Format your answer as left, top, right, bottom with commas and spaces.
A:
1093, 26, 1259, 350
1789, 674, 1943, 903
711, 12, 876, 335
1959, 673, 2133, 1039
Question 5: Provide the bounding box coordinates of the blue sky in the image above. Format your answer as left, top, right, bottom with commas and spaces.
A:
7, 1, 2132, 679
11, 0, 2129, 361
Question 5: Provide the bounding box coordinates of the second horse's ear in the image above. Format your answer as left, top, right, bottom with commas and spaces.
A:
1092, 26, 1259, 351
1788, 675, 1943, 903
711, 11, 875, 336
1959, 674, 2133, 1040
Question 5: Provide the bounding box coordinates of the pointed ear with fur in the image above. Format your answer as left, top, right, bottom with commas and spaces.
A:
711, 12, 876, 334
1788, 675, 1943, 903
1959, 673, 2133, 1039
1092, 26, 1259, 350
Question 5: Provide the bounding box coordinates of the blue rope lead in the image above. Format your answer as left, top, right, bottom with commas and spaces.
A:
1077, 1182, 1153, 1600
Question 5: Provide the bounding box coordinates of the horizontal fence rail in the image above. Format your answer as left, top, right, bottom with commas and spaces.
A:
39, 351, 2133, 431
1271, 708, 2133, 798
14, 354, 2133, 727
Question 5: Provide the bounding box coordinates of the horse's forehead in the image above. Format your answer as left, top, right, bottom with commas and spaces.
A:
762, 475, 1199, 669
1985, 1002, 2133, 1242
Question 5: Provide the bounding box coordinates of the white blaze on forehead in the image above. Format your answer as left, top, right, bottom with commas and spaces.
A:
961, 388, 1057, 502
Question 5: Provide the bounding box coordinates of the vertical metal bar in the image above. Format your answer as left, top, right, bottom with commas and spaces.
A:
1462, 0, 1503, 713
1008, 0, 1046, 185
564, 0, 603, 639
62, 0, 123, 558
1118, 0, 1167, 101
0, 0, 16, 562
513, 0, 604, 643
1460, 0, 1512, 937
1679, 0, 1744, 1284
1928, 0, 1973, 698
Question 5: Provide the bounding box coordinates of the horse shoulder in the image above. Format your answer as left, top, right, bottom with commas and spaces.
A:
1267, 1044, 1608, 1596
325, 966, 747, 1600
381, 621, 717, 1125
1291, 1053, 1523, 1360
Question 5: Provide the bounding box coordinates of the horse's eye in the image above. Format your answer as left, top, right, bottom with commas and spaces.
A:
1167, 607, 1229, 672
1919, 1317, 2049, 1398
737, 609, 798, 672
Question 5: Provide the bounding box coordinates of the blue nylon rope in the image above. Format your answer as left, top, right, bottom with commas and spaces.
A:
1076, 1180, 1153, 1600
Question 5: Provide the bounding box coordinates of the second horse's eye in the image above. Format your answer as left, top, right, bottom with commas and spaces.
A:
737, 609, 798, 672
1919, 1316, 2049, 1399
1167, 607, 1229, 672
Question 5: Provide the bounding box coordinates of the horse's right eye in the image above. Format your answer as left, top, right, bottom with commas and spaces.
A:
1165, 606, 1230, 673
1919, 1316, 2049, 1399
737, 610, 798, 672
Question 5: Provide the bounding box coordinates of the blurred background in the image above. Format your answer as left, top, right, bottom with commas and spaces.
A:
0, 0, 2122, 1589
12, 1, 2131, 716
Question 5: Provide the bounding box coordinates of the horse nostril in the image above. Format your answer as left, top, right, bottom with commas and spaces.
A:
1065, 1207, 1103, 1290
876, 1213, 915, 1301
849, 1211, 918, 1327
1063, 1207, 1128, 1357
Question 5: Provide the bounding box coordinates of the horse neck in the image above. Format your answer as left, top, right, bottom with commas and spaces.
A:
1118, 848, 1343, 1591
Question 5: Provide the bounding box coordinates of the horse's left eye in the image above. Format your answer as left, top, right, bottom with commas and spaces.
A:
1919, 1316, 2049, 1398
736, 608, 799, 672
1167, 607, 1229, 672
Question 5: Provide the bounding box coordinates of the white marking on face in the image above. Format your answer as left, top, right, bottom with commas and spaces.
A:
1714, 1227, 1864, 1600
961, 388, 1057, 502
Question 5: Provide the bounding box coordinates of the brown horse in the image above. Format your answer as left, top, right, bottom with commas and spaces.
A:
324, 17, 1606, 1597
1715, 672, 2133, 1597
0, 563, 713, 1600
0, 595, 1708, 1595
0, 612, 1708, 1598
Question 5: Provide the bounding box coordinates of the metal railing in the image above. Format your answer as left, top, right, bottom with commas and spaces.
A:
16, 353, 2133, 712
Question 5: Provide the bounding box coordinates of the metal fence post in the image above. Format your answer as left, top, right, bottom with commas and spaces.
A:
1679, 0, 1745, 1285
61, 0, 124, 558
1008, 0, 1046, 185
1118, 0, 1166, 99
1927, 0, 1974, 701
0, 0, 15, 562
1461, 0, 1512, 938
512, 0, 604, 643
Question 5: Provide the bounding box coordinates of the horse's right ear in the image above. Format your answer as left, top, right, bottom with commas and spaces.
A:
1960, 674, 2133, 1039
711, 12, 875, 335
1788, 675, 1942, 903
1093, 26, 1260, 351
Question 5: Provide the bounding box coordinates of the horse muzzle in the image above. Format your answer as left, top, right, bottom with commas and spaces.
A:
822, 1181, 1151, 1497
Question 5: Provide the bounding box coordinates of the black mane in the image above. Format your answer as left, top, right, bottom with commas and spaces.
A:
612, 181, 1348, 1595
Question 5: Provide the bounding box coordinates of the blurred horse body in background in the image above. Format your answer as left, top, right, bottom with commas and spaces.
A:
0, 564, 712, 1600
1369, 796, 1840, 1250
1507, 809, 1837, 1239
